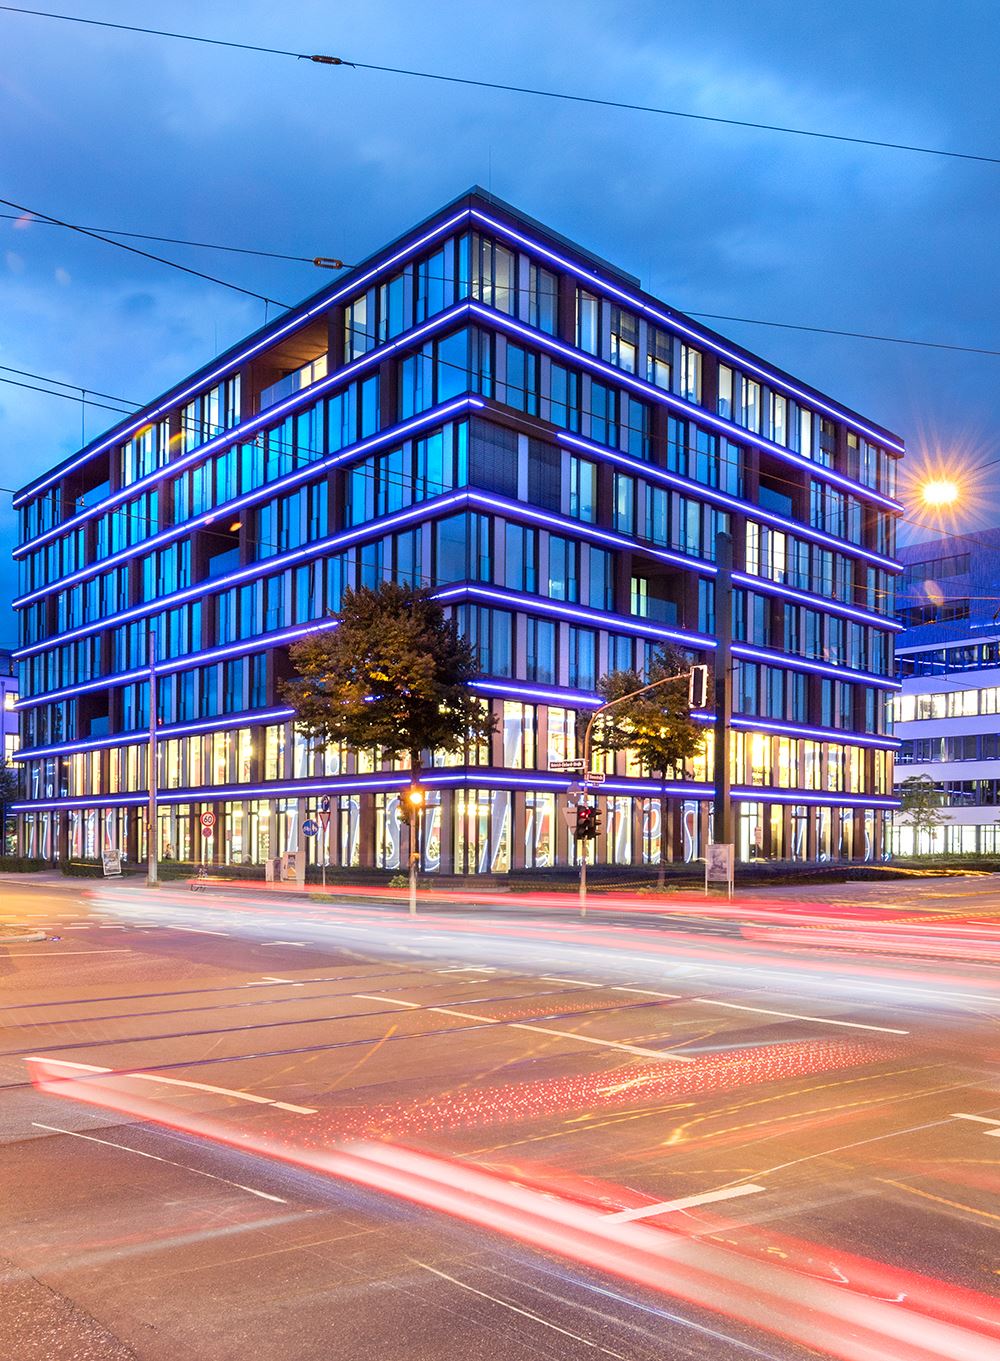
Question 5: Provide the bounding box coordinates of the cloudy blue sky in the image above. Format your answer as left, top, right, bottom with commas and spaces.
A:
1, 0, 998, 645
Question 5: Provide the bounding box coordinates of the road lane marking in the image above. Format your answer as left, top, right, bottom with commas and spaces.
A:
354, 994, 419, 1007
613, 986, 683, 999
414, 1262, 627, 1358
4, 949, 132, 956
271, 940, 306, 947
352, 995, 694, 1062
26, 1057, 318, 1114
245, 976, 304, 988
952, 1113, 1000, 1135
173, 926, 230, 937
692, 998, 909, 1035
604, 1183, 766, 1222
31, 1123, 287, 1203
541, 976, 600, 987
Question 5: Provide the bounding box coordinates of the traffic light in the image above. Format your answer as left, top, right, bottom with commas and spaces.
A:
399, 784, 426, 824
688, 663, 710, 709
574, 805, 602, 841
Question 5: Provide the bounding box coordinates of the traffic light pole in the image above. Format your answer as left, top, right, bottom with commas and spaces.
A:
713, 531, 734, 850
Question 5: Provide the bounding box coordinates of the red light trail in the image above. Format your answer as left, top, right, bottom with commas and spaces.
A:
26, 1055, 1000, 1361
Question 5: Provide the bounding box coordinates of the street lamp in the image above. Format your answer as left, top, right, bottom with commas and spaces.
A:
920, 478, 960, 509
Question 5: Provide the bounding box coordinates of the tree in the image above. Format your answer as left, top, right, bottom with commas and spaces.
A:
898, 774, 948, 855
280, 583, 495, 862
0, 759, 19, 857
591, 647, 704, 884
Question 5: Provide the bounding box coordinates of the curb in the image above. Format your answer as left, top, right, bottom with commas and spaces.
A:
0, 927, 48, 943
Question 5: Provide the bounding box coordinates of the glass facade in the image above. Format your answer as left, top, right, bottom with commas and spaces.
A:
12, 191, 901, 870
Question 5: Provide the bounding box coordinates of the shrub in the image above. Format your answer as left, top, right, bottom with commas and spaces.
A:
0, 856, 49, 873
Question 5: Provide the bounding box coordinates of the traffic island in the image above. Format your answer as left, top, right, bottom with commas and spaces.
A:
0, 924, 47, 943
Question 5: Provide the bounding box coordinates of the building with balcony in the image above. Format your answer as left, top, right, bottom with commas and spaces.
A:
893, 527, 1000, 855
1, 647, 20, 855
12, 189, 902, 873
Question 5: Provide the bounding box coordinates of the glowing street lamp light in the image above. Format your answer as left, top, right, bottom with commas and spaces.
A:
920, 478, 960, 509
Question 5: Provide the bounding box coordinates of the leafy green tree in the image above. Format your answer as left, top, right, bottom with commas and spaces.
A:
280, 583, 495, 860
591, 647, 704, 884
0, 759, 19, 857
898, 774, 948, 854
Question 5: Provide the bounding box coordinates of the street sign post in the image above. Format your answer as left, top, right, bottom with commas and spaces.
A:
585, 770, 606, 785
548, 758, 585, 772
705, 842, 735, 900
101, 850, 122, 877
318, 800, 331, 888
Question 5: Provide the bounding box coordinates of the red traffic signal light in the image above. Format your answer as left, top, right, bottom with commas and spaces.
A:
574, 805, 602, 841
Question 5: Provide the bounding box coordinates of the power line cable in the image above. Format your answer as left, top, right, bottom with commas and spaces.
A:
0, 5, 997, 168
0, 211, 323, 265
0, 362, 140, 408
0, 374, 134, 416
4, 206, 998, 359
0, 192, 293, 309
683, 311, 1000, 359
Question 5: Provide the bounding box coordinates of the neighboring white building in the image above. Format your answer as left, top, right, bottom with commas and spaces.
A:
893, 529, 1000, 855
0, 647, 18, 765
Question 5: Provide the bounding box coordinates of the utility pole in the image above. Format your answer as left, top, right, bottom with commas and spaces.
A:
146, 624, 159, 887
713, 530, 734, 850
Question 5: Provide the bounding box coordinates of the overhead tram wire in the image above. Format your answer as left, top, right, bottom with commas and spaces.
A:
0, 362, 140, 410
0, 212, 327, 266
1, 5, 999, 168
3, 202, 997, 360
0, 375, 135, 417
0, 192, 294, 311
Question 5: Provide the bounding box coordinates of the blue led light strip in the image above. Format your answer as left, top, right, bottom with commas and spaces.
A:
13, 706, 296, 762
11, 770, 898, 815
15, 299, 479, 560
471, 208, 904, 457
13, 397, 484, 610
14, 678, 898, 764
469, 301, 902, 514
16, 563, 897, 711
558, 430, 900, 574
13, 207, 475, 508
14, 617, 340, 711
14, 482, 707, 660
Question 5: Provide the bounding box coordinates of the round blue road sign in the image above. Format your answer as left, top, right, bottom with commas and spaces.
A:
302, 818, 319, 837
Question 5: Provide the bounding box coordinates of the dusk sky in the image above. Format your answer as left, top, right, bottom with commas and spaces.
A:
2, 0, 998, 645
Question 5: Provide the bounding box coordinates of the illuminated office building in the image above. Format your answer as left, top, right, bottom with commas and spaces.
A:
893, 528, 1000, 854
12, 189, 901, 871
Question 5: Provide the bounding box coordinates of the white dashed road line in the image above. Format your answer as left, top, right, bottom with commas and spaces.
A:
604, 1183, 766, 1222
952, 1112, 1000, 1135
31, 1123, 287, 1203
27, 1057, 318, 1115
692, 997, 909, 1035
352, 994, 694, 1062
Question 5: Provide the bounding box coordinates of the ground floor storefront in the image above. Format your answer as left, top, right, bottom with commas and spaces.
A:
19, 784, 892, 874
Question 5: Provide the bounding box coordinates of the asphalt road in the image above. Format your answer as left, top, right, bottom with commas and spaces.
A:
2, 873, 1000, 1361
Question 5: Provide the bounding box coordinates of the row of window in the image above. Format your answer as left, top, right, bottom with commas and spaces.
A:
894, 683, 1000, 722
18, 309, 896, 598
898, 642, 1000, 677
29, 701, 886, 803
898, 733, 1000, 765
